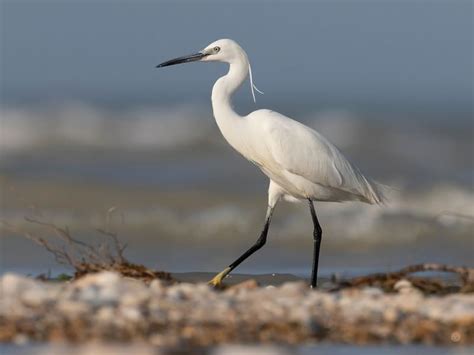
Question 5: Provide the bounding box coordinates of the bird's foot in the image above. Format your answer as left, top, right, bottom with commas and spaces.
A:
208, 267, 231, 288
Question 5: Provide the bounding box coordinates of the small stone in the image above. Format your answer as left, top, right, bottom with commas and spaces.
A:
394, 279, 423, 296
21, 286, 50, 307
279, 281, 307, 294
1, 273, 43, 299
394, 279, 413, 292
383, 307, 399, 322
361, 287, 384, 297
228, 279, 259, 291
37, 344, 156, 355
167, 287, 186, 301
57, 300, 90, 316
149, 279, 165, 293
13, 334, 29, 345
451, 331, 462, 343
95, 306, 115, 324
120, 306, 143, 322
71, 272, 123, 306
73, 271, 121, 289
212, 345, 291, 355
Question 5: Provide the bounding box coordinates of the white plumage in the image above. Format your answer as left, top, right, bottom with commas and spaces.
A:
205, 39, 386, 208
157, 38, 386, 287
240, 109, 385, 205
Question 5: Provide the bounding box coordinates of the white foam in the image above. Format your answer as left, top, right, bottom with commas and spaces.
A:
0, 103, 214, 153
2, 184, 472, 247
0, 108, 45, 150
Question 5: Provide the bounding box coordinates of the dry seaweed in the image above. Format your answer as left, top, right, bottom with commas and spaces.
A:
332, 263, 474, 294
2, 211, 472, 293
1, 209, 173, 283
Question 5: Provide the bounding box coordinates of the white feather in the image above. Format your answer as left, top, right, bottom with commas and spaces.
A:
248, 63, 264, 103
158, 38, 389, 286
206, 39, 386, 207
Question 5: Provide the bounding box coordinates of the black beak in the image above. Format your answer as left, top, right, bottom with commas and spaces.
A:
156, 52, 207, 68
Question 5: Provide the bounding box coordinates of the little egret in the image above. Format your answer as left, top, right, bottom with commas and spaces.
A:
157, 39, 386, 288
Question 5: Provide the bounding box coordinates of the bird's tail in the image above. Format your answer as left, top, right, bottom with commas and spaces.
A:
364, 178, 392, 205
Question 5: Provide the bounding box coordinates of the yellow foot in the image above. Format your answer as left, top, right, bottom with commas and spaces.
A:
208, 267, 231, 287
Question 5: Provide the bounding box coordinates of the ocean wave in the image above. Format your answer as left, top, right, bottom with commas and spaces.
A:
1, 102, 472, 209
0, 102, 216, 151
2, 184, 472, 247
2, 103, 470, 157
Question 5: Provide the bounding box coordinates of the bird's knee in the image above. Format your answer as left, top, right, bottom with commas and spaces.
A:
256, 238, 266, 249
254, 234, 267, 249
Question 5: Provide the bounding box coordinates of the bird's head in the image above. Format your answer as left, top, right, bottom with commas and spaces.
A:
156, 39, 262, 102
156, 39, 246, 68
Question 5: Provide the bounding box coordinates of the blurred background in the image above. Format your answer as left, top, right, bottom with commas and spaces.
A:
1, 1, 473, 278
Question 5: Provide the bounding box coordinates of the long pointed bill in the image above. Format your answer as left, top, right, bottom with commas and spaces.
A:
156, 52, 207, 68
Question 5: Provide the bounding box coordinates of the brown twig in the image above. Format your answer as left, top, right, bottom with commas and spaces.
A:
1, 221, 76, 267
1, 213, 172, 283
95, 206, 127, 263
24, 217, 95, 255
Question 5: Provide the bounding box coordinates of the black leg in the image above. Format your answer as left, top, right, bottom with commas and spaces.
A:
308, 199, 323, 288
227, 209, 273, 272
209, 207, 274, 286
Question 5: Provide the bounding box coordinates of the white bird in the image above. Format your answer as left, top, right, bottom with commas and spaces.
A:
157, 39, 386, 288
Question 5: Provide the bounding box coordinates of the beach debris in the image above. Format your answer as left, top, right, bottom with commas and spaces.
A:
0, 271, 473, 346
332, 263, 474, 295
1, 211, 173, 283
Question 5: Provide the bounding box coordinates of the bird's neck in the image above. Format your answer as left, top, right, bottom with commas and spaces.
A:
211, 58, 248, 126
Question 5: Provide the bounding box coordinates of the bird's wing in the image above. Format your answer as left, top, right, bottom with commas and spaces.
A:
256, 110, 375, 198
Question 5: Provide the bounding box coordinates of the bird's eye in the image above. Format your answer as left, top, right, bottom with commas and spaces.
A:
213, 46, 220, 53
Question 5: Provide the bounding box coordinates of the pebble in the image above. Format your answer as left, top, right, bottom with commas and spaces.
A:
394, 278, 423, 296
212, 345, 292, 355
0, 271, 473, 346
36, 344, 156, 355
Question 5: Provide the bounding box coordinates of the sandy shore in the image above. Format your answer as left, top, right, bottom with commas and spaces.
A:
1, 271, 473, 349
